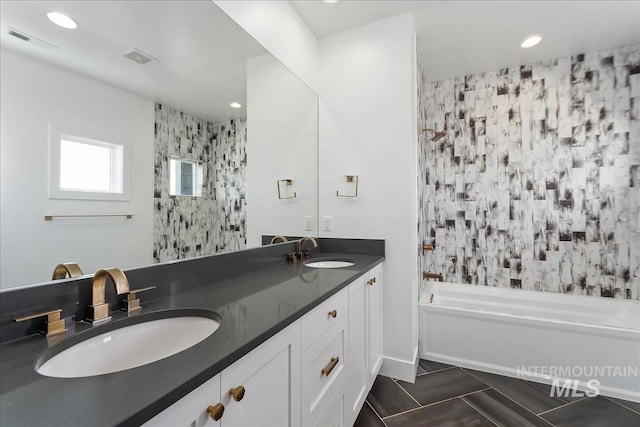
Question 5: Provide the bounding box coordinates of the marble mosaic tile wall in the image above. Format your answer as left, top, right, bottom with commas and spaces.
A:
418, 43, 640, 299
153, 104, 247, 262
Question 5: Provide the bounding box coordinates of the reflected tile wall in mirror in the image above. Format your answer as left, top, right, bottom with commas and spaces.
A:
153, 104, 247, 262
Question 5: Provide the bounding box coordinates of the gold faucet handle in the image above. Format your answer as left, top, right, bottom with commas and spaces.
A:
14, 308, 67, 337
122, 286, 156, 313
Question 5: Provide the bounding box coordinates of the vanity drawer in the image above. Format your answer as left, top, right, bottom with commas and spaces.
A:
301, 286, 348, 351
301, 314, 348, 426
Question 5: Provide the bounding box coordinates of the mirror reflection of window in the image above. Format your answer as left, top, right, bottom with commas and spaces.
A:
169, 157, 203, 197
60, 137, 123, 193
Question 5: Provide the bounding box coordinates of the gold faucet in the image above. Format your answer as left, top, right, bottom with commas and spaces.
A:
297, 237, 318, 259
423, 272, 443, 282
51, 262, 83, 280
88, 268, 130, 324
270, 236, 288, 244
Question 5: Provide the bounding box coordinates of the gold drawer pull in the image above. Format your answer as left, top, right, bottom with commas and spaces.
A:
229, 385, 245, 402
207, 403, 224, 421
328, 310, 337, 318
321, 356, 340, 377
371, 277, 376, 285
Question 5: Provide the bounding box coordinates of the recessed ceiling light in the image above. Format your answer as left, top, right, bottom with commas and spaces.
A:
230, 102, 242, 109
47, 12, 77, 29
324, 0, 339, 3
521, 35, 541, 48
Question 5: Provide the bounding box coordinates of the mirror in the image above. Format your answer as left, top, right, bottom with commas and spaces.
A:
0, 1, 318, 289
169, 158, 203, 197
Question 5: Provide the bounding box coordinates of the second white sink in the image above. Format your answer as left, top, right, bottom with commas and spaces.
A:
304, 260, 355, 268
36, 310, 220, 378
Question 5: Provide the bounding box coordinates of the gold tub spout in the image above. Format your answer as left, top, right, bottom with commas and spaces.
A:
88, 267, 130, 324
270, 236, 288, 244
423, 272, 443, 282
51, 262, 83, 280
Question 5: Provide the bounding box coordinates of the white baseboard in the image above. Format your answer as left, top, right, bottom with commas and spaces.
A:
378, 346, 419, 383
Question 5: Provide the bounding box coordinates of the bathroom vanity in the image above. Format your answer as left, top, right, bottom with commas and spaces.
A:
0, 239, 384, 426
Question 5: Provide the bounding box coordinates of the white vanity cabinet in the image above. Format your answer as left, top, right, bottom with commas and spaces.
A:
144, 372, 222, 427
367, 264, 383, 384
345, 264, 383, 426
300, 286, 349, 426
144, 263, 383, 427
144, 321, 301, 427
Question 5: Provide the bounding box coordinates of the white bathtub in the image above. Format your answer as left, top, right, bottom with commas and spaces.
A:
419, 282, 640, 402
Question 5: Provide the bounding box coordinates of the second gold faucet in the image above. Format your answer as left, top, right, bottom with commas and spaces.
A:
88, 268, 155, 324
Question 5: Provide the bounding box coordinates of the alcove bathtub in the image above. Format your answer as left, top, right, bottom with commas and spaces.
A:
418, 281, 640, 402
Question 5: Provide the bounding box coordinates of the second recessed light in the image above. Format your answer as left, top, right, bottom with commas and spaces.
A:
521, 35, 542, 48
47, 12, 77, 29
230, 102, 242, 109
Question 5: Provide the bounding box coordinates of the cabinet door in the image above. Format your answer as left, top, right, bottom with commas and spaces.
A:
143, 374, 222, 427
220, 321, 301, 427
344, 275, 368, 426
367, 265, 383, 384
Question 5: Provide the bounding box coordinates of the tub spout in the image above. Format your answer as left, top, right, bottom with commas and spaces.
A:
423, 272, 443, 282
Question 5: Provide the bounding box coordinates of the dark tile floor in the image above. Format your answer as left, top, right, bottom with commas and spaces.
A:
354, 359, 640, 427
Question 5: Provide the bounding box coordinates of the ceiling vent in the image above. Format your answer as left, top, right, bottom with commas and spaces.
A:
8, 28, 56, 49
123, 48, 158, 65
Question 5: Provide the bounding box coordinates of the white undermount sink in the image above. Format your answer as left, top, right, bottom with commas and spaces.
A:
304, 259, 355, 269
36, 310, 220, 378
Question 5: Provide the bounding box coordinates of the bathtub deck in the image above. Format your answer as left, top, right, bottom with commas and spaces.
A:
355, 359, 640, 427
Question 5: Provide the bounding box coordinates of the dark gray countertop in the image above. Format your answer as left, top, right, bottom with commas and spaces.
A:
0, 252, 383, 426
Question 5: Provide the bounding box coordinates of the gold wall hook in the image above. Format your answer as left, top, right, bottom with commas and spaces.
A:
421, 242, 435, 255
423, 272, 443, 282
51, 262, 83, 280
277, 179, 297, 199
336, 175, 358, 198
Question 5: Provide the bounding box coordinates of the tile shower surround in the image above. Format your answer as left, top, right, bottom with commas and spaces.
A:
153, 104, 247, 262
418, 43, 640, 299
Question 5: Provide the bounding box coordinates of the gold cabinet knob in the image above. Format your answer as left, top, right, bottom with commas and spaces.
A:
207, 403, 224, 421
229, 385, 245, 402
367, 279, 373, 286
328, 309, 337, 318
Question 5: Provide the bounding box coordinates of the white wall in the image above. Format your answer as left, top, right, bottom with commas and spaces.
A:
213, 0, 318, 92
318, 13, 419, 381
0, 47, 154, 289
246, 54, 318, 246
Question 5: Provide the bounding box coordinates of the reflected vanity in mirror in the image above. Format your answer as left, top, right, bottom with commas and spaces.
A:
0, 0, 318, 289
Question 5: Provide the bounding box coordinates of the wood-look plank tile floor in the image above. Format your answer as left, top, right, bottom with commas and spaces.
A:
354, 359, 640, 427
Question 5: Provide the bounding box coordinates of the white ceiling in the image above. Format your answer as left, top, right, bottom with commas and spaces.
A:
0, 1, 267, 123
2, 0, 638, 118
290, 0, 640, 82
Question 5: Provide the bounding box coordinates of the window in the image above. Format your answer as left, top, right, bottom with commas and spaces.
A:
49, 123, 130, 201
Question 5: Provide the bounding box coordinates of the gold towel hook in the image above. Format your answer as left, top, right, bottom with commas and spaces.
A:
277, 179, 297, 199
336, 175, 358, 198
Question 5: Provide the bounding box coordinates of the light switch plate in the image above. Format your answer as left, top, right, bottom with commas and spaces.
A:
323, 216, 333, 231
304, 216, 313, 231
